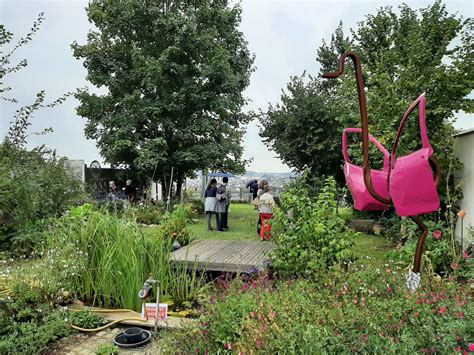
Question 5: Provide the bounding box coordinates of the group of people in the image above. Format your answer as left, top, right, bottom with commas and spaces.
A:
107, 179, 138, 203
204, 177, 276, 240
204, 177, 231, 232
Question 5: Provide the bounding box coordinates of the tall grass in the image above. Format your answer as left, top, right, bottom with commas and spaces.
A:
46, 211, 173, 311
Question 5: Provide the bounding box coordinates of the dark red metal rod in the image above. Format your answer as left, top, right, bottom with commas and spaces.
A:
323, 51, 390, 205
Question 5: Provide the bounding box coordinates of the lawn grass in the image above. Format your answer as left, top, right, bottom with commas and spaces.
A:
352, 232, 395, 268
189, 203, 396, 267
188, 203, 260, 241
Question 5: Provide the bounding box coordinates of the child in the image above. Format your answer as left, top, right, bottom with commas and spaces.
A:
258, 185, 275, 240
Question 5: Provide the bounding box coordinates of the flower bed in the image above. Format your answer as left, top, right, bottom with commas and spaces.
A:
161, 265, 472, 353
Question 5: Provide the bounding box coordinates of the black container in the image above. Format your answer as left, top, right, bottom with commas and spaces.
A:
123, 327, 144, 343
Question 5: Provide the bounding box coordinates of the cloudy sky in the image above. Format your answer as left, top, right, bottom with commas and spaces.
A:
1, 0, 472, 172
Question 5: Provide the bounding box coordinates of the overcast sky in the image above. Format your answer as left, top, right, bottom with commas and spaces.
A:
1, 0, 472, 172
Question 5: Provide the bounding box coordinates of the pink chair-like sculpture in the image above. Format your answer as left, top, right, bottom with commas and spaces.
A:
323, 52, 441, 290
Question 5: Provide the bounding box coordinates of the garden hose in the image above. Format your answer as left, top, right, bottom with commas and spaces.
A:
69, 307, 150, 332
71, 317, 149, 333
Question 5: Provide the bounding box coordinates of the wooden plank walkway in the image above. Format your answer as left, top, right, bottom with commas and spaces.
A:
171, 239, 275, 273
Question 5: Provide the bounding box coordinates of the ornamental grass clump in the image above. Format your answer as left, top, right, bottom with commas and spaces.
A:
45, 208, 173, 311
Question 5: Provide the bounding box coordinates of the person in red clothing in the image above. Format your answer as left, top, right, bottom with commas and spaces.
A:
257, 185, 276, 240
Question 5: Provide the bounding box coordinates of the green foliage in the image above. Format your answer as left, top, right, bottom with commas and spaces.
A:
39, 205, 203, 311
389, 219, 470, 278
270, 177, 356, 277
96, 344, 119, 355
0, 281, 70, 354
68, 310, 108, 329
161, 268, 471, 353
158, 204, 196, 247
261, 1, 472, 195
72, 0, 254, 196
44, 210, 173, 311
0, 143, 84, 256
134, 205, 165, 225
187, 199, 205, 216
260, 74, 346, 185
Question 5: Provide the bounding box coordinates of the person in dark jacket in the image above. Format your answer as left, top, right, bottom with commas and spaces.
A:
204, 178, 219, 231
216, 177, 231, 231
246, 179, 259, 200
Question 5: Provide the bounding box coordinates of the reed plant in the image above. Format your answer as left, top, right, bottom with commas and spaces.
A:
44, 206, 207, 312
45, 211, 173, 311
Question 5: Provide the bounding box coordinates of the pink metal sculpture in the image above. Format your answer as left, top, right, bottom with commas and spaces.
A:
323, 51, 441, 290
342, 128, 390, 211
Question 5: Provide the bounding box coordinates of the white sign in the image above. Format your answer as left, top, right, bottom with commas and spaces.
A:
141, 303, 168, 320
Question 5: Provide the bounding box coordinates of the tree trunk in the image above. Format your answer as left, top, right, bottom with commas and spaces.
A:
176, 172, 184, 199
161, 175, 168, 201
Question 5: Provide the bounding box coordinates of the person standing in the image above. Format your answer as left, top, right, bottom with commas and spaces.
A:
204, 178, 219, 231
258, 185, 276, 240
255, 180, 268, 235
123, 179, 136, 203
107, 181, 118, 201
216, 176, 231, 231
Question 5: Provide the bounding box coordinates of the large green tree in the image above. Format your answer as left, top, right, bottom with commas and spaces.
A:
72, 0, 254, 197
261, 2, 473, 192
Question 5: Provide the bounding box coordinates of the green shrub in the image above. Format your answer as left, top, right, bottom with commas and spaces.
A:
0, 143, 84, 255
161, 267, 471, 353
134, 205, 165, 225
0, 280, 71, 354
270, 176, 356, 277
187, 200, 205, 216
159, 204, 196, 247
388, 220, 464, 276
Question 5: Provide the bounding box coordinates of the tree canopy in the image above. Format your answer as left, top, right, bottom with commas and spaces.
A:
261, 1, 473, 190
72, 0, 254, 196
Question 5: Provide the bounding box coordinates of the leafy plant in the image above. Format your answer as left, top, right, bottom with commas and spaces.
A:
0, 280, 71, 354
270, 176, 356, 277
134, 205, 165, 225
96, 344, 119, 355
159, 204, 196, 247
389, 219, 469, 277
68, 310, 108, 329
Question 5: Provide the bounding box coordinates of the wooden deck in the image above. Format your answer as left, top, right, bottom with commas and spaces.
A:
172, 239, 275, 272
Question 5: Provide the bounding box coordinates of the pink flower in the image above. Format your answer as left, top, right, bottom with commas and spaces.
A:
224, 343, 232, 350
451, 262, 461, 270
433, 230, 442, 240
464, 251, 470, 259
387, 287, 393, 293
439, 306, 447, 315
256, 338, 262, 348
361, 334, 368, 343
458, 311, 464, 319
469, 343, 474, 352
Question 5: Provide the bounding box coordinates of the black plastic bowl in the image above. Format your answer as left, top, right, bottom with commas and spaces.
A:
123, 327, 144, 343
